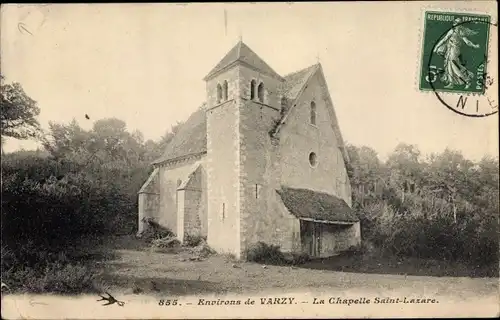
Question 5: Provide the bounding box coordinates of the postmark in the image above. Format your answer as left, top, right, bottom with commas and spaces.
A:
419, 11, 498, 117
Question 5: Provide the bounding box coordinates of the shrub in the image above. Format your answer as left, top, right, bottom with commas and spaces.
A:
24, 262, 97, 294
140, 218, 175, 243
189, 240, 215, 259
150, 236, 181, 254
222, 253, 238, 263
348, 240, 376, 254
1, 155, 138, 248
6, 263, 97, 294
364, 205, 499, 266
184, 234, 205, 247
245, 241, 286, 265
151, 236, 181, 249
1, 244, 98, 294
290, 252, 311, 265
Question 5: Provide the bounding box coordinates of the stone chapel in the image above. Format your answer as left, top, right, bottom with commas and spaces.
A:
138, 41, 361, 259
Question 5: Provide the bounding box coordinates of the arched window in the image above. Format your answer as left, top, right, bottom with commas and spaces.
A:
257, 82, 264, 103
250, 80, 256, 100
309, 152, 318, 167
223, 80, 228, 101
217, 84, 222, 103
310, 101, 316, 125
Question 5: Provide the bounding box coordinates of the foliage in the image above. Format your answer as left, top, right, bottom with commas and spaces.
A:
1, 243, 98, 294
344, 241, 376, 257
0, 75, 41, 140
245, 242, 287, 265
184, 234, 205, 247
289, 252, 311, 265
1, 155, 135, 246
189, 240, 216, 259
346, 143, 499, 266
140, 218, 175, 243
151, 236, 181, 250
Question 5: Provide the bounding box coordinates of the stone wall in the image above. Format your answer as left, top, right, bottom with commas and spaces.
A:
237, 66, 286, 257
279, 72, 352, 206
137, 193, 160, 235
206, 67, 241, 255
157, 156, 205, 235
137, 168, 160, 235
180, 165, 207, 239
320, 222, 361, 254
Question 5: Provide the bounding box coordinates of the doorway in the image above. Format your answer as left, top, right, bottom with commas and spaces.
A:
300, 220, 322, 257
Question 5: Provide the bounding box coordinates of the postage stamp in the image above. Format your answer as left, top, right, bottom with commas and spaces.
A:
419, 11, 491, 95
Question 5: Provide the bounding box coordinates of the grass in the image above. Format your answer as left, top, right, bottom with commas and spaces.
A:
1, 235, 113, 295
302, 251, 499, 278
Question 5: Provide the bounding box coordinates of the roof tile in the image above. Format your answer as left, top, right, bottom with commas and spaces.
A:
204, 41, 282, 81
152, 105, 207, 165
277, 187, 358, 223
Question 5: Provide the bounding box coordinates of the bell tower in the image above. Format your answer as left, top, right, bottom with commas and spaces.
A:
204, 41, 284, 258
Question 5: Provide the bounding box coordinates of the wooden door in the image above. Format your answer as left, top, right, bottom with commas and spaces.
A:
312, 223, 322, 257
301, 221, 322, 257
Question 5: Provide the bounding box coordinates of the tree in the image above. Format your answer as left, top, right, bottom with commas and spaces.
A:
157, 121, 184, 152
1, 75, 41, 140
346, 144, 384, 208
386, 143, 422, 202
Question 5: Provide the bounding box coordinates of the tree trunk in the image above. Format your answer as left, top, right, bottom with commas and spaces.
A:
452, 201, 457, 223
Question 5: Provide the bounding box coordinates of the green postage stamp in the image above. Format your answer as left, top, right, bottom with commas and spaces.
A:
419, 11, 491, 95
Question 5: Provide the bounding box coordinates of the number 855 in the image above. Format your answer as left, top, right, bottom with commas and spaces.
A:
159, 299, 178, 306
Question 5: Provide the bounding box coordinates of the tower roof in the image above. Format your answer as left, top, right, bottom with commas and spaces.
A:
203, 41, 283, 81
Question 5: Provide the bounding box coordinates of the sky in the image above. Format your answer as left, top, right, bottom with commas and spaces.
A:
1, 2, 498, 161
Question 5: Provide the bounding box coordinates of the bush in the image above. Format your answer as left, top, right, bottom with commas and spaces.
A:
189, 240, 215, 259
1, 155, 138, 248
1, 243, 98, 294
140, 218, 175, 243
184, 234, 205, 247
290, 252, 311, 265
151, 236, 181, 249
343, 241, 374, 256
3, 262, 97, 294
364, 204, 499, 265
245, 241, 286, 265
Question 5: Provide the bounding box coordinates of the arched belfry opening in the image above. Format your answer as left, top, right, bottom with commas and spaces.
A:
257, 82, 264, 103
217, 84, 222, 103
250, 80, 256, 100
223, 80, 228, 101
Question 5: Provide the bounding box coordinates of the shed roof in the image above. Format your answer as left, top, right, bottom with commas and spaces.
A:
277, 187, 358, 223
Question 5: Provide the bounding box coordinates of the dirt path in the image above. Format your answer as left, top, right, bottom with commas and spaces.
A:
90, 236, 499, 303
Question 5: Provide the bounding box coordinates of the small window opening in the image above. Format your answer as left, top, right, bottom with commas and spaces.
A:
310, 101, 316, 125
222, 203, 225, 220
250, 80, 256, 100
257, 82, 264, 103
217, 84, 222, 103
309, 152, 317, 167
255, 184, 260, 199
223, 80, 228, 101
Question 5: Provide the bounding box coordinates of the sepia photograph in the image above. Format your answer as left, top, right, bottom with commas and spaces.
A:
1, 2, 498, 319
